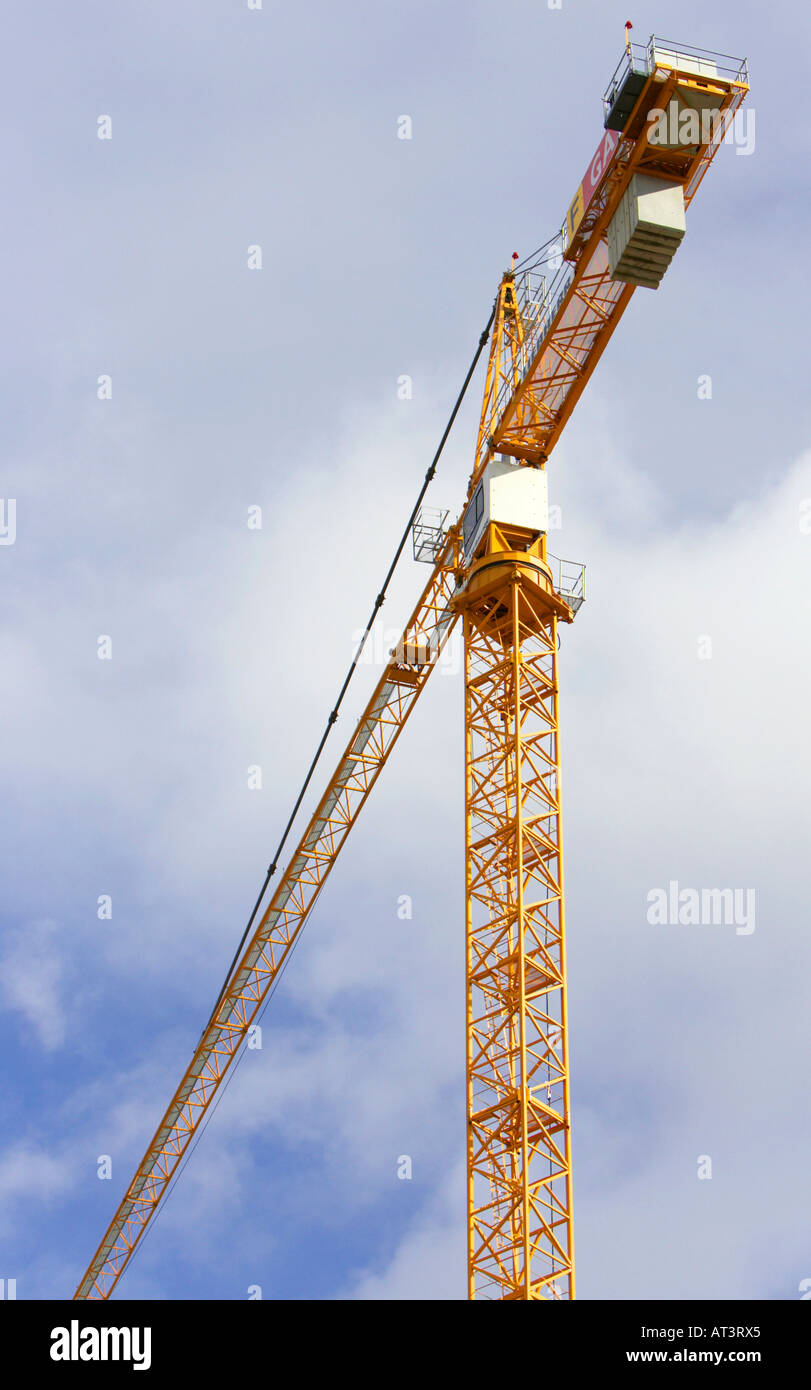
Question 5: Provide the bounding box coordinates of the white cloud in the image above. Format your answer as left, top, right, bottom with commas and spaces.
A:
0, 919, 67, 1050
0, 1145, 74, 1204
0, 1143, 79, 1242
342, 1162, 466, 1300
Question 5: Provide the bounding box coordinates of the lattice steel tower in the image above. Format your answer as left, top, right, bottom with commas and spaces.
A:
73, 34, 749, 1302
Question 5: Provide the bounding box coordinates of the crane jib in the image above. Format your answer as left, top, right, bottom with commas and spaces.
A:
565, 129, 620, 248
74, 556, 460, 1298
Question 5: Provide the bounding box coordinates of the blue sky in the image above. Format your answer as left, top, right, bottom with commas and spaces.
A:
1, 0, 810, 1300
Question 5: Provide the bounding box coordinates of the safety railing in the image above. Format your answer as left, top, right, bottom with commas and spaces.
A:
487, 251, 573, 435
547, 554, 586, 615
412, 506, 450, 563
602, 34, 749, 122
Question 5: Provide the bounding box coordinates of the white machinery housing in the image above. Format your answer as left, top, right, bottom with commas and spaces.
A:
463, 457, 548, 561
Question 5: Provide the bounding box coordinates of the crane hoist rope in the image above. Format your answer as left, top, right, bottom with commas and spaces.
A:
203, 299, 497, 1038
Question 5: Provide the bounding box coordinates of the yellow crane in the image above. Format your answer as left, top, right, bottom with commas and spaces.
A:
74, 33, 749, 1302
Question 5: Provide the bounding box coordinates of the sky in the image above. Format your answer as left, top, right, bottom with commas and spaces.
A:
1, 0, 810, 1302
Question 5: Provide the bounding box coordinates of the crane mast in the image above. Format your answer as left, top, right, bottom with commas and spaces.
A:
462, 477, 576, 1300
461, 32, 748, 1294
74, 34, 748, 1301
462, 288, 579, 1297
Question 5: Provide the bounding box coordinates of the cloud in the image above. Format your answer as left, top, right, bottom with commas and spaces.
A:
0, 919, 67, 1051
0, 1144, 75, 1205
0, 0, 807, 1304
0, 1140, 80, 1245
342, 1162, 466, 1300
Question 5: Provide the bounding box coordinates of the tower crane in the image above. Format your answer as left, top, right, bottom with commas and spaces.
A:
74, 33, 749, 1301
